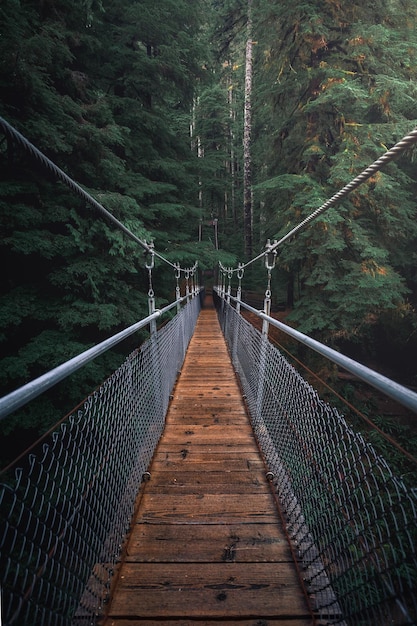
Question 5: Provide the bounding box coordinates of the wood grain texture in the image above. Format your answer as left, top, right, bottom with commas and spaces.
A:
106, 617, 312, 626
109, 563, 309, 618
102, 298, 312, 625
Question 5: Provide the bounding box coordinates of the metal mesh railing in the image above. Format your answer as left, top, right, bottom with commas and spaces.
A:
0, 294, 201, 626
216, 294, 417, 626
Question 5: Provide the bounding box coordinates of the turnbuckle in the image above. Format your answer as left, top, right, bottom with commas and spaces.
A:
265, 239, 278, 271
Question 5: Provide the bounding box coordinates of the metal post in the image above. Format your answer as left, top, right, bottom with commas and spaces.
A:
175, 263, 181, 313
145, 245, 157, 335
262, 240, 277, 337
227, 269, 232, 304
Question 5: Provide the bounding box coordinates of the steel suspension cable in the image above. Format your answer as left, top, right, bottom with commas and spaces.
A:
0, 116, 185, 271
267, 125, 417, 256
222, 125, 417, 273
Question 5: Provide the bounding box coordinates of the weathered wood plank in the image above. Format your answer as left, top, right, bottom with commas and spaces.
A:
144, 471, 270, 494
126, 523, 293, 563
109, 563, 309, 619
151, 448, 265, 473
167, 414, 249, 426
154, 445, 263, 461
162, 423, 254, 436
102, 301, 311, 625
107, 617, 312, 626
161, 427, 255, 444
136, 493, 280, 524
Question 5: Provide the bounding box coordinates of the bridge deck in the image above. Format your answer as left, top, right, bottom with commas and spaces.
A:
103, 299, 313, 625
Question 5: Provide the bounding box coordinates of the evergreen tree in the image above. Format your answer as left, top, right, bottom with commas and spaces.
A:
0, 0, 211, 462
197, 0, 252, 258
252, 0, 417, 355
243, 0, 254, 258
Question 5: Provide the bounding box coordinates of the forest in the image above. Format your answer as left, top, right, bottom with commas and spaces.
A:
1, 0, 417, 464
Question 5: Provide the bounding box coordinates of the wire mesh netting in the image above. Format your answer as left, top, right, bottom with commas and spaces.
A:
0, 294, 201, 626
216, 295, 417, 626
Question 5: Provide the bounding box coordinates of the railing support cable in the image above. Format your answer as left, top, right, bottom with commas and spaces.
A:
219, 289, 417, 415
0, 295, 195, 421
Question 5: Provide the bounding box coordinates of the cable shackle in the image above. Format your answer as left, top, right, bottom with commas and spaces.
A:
265, 239, 278, 271
185, 268, 190, 300
143, 242, 156, 302
144, 242, 155, 270
226, 268, 233, 303
174, 263, 181, 310
222, 269, 227, 297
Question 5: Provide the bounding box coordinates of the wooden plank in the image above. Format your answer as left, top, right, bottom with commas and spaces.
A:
151, 452, 264, 468
167, 414, 249, 426
168, 401, 246, 412
162, 424, 254, 437
154, 445, 263, 461
157, 440, 259, 449
126, 523, 293, 563
102, 301, 311, 625
109, 563, 309, 619
136, 493, 280, 524
161, 426, 255, 444
106, 617, 312, 626
144, 472, 270, 494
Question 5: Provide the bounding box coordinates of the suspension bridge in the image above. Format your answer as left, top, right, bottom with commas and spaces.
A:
1, 117, 417, 626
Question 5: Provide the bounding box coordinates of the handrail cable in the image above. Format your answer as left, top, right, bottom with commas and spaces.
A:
264, 321, 417, 466
0, 116, 196, 274
220, 125, 417, 274
219, 290, 417, 415
0, 294, 195, 422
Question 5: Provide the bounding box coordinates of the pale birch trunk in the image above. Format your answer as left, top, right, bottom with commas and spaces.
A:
243, 0, 253, 258
227, 71, 237, 226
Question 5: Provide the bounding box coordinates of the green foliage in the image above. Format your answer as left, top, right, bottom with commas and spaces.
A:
0, 0, 207, 456
2, 0, 417, 463
251, 0, 417, 351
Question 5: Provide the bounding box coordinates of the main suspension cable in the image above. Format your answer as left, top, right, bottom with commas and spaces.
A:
223, 125, 417, 273
267, 125, 417, 256
0, 116, 190, 272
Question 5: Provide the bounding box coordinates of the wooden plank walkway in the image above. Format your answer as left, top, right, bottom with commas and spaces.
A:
102, 298, 314, 626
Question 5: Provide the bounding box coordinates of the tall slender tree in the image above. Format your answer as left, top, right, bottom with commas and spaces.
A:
252, 0, 417, 350
243, 0, 254, 258
0, 0, 211, 461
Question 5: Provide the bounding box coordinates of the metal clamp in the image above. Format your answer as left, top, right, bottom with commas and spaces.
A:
144, 243, 155, 270
265, 239, 277, 271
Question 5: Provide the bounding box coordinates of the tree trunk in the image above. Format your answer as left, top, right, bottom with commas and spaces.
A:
243, 0, 253, 258
227, 63, 237, 226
